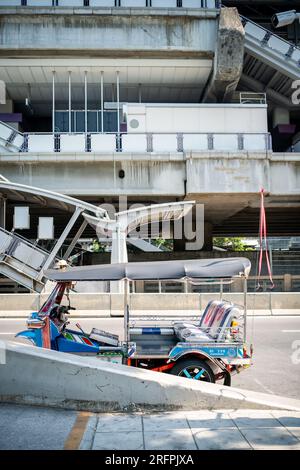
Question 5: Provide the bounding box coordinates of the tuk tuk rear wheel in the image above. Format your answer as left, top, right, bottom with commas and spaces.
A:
170, 358, 215, 383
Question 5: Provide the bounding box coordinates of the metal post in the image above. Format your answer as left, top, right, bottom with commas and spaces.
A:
38, 207, 83, 279
52, 71, 56, 132
63, 219, 88, 261
100, 71, 104, 133
68, 71, 72, 133
220, 279, 223, 300
84, 71, 88, 135
116, 71, 120, 135
123, 278, 130, 348
243, 277, 247, 343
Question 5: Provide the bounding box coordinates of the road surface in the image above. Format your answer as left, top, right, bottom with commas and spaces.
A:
1, 316, 299, 399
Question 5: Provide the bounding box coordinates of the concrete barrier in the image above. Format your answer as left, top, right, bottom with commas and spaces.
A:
1, 341, 300, 412
0, 292, 299, 317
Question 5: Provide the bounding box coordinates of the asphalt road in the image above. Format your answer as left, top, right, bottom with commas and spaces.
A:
1, 316, 300, 400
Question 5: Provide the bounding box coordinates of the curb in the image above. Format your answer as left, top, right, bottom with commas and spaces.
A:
1, 341, 300, 413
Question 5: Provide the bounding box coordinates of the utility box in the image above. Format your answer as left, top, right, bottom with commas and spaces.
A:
38, 217, 54, 240
13, 206, 30, 230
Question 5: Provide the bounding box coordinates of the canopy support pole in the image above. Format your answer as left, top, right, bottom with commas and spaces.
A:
63, 219, 88, 261
84, 71, 88, 136
243, 277, 247, 343
100, 71, 104, 133
68, 71, 72, 133
52, 70, 56, 133
38, 207, 83, 279
123, 278, 130, 361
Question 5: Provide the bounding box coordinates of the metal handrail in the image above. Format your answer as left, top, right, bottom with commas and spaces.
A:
0, 1, 221, 10
24, 131, 270, 136
0, 227, 51, 257
241, 14, 300, 53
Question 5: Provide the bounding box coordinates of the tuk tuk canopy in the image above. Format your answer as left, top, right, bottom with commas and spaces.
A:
46, 257, 251, 282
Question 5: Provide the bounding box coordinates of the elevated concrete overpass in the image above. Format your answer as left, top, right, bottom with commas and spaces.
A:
0, 150, 300, 237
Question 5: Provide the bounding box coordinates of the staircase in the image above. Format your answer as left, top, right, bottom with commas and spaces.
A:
243, 16, 300, 81
0, 227, 54, 292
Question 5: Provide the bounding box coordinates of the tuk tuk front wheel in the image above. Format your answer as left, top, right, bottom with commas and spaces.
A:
170, 358, 215, 383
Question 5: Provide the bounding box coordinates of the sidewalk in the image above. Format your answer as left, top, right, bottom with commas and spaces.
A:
1, 404, 300, 450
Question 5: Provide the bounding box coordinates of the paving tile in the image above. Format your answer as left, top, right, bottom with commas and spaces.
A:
271, 411, 300, 428
144, 430, 197, 450
92, 431, 144, 450
143, 413, 189, 431
185, 410, 235, 429
241, 427, 300, 450
192, 428, 252, 450
229, 410, 281, 428
96, 414, 142, 433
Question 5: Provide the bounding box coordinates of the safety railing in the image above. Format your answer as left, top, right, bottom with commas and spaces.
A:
0, 121, 25, 152
242, 15, 300, 68
0, 227, 51, 271
21, 131, 272, 153
0, 0, 221, 9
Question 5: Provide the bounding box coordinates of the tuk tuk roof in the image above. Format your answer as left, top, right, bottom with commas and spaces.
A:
46, 257, 251, 282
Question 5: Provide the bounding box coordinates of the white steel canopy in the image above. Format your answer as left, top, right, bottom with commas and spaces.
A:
0, 178, 108, 217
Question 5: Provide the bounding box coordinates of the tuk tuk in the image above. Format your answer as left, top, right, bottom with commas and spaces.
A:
16, 257, 252, 386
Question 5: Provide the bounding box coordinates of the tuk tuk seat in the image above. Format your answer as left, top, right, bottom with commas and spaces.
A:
173, 302, 241, 343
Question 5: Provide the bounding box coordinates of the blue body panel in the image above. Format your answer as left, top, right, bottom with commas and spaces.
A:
169, 343, 244, 360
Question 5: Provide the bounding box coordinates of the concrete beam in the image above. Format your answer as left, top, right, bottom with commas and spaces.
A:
0, 10, 217, 58
1, 341, 300, 412
202, 8, 245, 103
240, 73, 294, 109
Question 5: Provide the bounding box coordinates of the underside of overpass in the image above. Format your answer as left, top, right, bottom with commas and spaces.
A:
2, 193, 300, 245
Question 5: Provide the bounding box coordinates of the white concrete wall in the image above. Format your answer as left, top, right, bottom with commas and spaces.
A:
125, 104, 268, 134
0, 292, 298, 312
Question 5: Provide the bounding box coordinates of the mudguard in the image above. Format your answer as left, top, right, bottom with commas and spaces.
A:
15, 330, 37, 345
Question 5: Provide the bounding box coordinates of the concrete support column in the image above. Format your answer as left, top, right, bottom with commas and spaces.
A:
110, 228, 128, 293
134, 281, 145, 293
283, 273, 292, 292
202, 7, 244, 103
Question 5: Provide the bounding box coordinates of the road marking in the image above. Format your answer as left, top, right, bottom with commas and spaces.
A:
282, 330, 300, 333
64, 411, 92, 450
254, 379, 275, 395
0, 332, 16, 335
